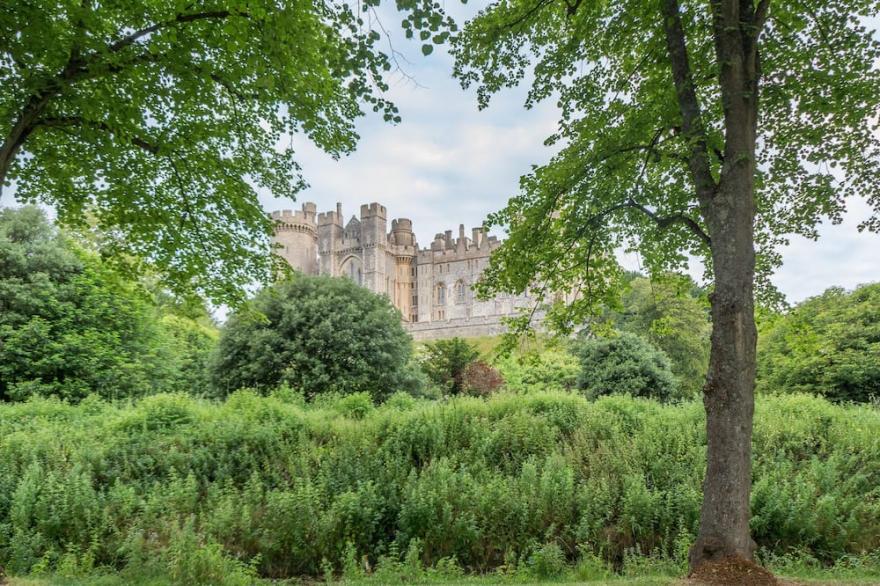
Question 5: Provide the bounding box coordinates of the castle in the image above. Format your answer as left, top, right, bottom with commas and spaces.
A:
271, 202, 536, 340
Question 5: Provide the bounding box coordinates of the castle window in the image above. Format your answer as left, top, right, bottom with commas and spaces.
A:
436, 283, 446, 305
455, 280, 467, 304
341, 256, 363, 286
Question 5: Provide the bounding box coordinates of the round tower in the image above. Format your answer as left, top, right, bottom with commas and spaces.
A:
271, 203, 318, 275
390, 218, 417, 321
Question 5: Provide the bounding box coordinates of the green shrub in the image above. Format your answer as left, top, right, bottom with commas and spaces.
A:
524, 542, 566, 578
211, 275, 414, 400
0, 392, 876, 579
758, 283, 880, 403
575, 332, 678, 401
0, 207, 187, 402
496, 347, 581, 393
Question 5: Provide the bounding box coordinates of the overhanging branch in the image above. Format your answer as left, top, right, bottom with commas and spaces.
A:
106, 11, 240, 53
623, 199, 712, 247
36, 116, 160, 154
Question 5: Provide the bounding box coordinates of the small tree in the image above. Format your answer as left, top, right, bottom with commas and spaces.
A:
462, 360, 505, 397
605, 274, 710, 396
421, 337, 480, 395
575, 332, 678, 402
212, 275, 413, 401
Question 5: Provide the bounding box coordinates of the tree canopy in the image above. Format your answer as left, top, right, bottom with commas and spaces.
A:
0, 0, 453, 303
758, 283, 880, 403
0, 206, 212, 401
461, 2, 880, 326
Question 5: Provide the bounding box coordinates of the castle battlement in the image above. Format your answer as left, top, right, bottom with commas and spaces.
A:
360, 202, 386, 219
271, 203, 317, 230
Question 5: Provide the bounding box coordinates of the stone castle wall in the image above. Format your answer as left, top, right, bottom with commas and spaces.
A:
271, 201, 535, 339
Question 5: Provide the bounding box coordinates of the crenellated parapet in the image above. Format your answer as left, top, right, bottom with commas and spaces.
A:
271, 203, 319, 275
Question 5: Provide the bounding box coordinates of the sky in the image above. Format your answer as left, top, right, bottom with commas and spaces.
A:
3, 7, 878, 305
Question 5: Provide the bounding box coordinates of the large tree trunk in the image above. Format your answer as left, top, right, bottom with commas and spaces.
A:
679, 0, 762, 571
689, 166, 758, 569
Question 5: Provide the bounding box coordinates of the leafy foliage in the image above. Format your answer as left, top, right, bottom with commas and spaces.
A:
602, 274, 710, 396
575, 332, 678, 402
0, 0, 455, 303
0, 206, 203, 402
495, 346, 580, 394
455, 0, 880, 327
0, 391, 877, 578
420, 337, 480, 395
758, 283, 880, 403
211, 275, 414, 400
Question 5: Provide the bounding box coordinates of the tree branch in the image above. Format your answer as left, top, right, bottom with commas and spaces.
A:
660, 0, 717, 203
502, 0, 554, 31
623, 199, 712, 247
36, 116, 160, 154
754, 0, 770, 33
106, 11, 237, 54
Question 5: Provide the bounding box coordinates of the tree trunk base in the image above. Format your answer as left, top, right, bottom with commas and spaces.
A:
687, 555, 776, 586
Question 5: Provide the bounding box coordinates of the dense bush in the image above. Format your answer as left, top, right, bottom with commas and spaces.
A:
603, 274, 710, 396
0, 391, 877, 581
758, 283, 880, 402
574, 332, 678, 401
0, 207, 213, 402
496, 346, 580, 393
211, 275, 414, 400
420, 337, 480, 395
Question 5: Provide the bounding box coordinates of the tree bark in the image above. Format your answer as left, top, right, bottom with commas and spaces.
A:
659, 0, 763, 571
689, 164, 758, 569
688, 0, 761, 568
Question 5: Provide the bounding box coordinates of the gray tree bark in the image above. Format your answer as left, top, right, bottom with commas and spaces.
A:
661, 0, 765, 571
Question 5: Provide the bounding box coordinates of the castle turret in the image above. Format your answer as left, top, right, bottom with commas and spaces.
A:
317, 202, 344, 275
271, 203, 317, 274
360, 202, 388, 293
390, 218, 417, 321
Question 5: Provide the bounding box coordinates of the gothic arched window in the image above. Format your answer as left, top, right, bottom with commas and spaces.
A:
455, 280, 467, 304
340, 256, 363, 286
436, 283, 446, 305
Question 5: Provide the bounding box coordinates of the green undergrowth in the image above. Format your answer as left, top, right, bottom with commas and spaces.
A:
0, 390, 878, 585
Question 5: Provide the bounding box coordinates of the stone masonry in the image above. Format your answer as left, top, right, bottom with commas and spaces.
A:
270, 202, 536, 340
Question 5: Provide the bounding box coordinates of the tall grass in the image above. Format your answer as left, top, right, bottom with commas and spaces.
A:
0, 390, 877, 582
